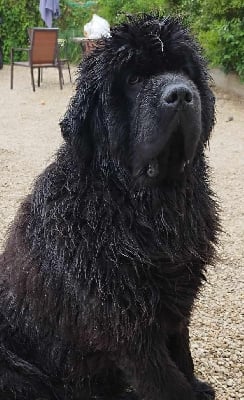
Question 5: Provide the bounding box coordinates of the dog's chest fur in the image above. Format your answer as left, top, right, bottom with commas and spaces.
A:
2, 148, 216, 345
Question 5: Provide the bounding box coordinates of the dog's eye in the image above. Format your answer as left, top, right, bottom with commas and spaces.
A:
127, 75, 142, 85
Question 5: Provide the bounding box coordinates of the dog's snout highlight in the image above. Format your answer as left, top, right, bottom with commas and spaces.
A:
163, 84, 193, 106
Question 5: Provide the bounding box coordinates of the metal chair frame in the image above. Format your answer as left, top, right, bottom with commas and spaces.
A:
10, 28, 64, 91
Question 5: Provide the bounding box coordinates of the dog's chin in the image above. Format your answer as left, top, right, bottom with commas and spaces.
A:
133, 128, 196, 187
135, 157, 188, 188
149, 157, 188, 181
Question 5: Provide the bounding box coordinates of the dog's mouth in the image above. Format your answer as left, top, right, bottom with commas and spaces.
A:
133, 126, 200, 185
147, 159, 160, 178
146, 157, 189, 178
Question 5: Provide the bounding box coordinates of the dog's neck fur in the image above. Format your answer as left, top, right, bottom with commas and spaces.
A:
0, 143, 219, 347
54, 144, 218, 265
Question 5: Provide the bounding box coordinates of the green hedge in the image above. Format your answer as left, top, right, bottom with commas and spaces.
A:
175, 0, 244, 80
0, 0, 42, 63
96, 0, 167, 23
0, 0, 95, 64
56, 0, 95, 62
95, 0, 244, 80
0, 0, 243, 79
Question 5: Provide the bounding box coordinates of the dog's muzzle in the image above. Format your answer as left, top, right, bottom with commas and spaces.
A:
133, 77, 201, 184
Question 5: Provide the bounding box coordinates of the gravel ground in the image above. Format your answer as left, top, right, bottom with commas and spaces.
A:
0, 66, 243, 399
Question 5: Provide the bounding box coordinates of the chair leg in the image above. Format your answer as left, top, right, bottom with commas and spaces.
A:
30, 67, 35, 91
60, 65, 64, 85
57, 65, 63, 90
67, 61, 72, 83
10, 63, 14, 89
10, 49, 14, 89
38, 67, 41, 87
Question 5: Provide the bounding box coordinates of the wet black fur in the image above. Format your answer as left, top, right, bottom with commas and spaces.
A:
0, 15, 219, 400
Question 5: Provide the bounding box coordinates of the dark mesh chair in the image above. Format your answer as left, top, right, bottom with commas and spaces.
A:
10, 28, 64, 91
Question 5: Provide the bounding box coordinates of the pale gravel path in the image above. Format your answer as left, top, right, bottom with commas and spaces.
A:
0, 66, 243, 399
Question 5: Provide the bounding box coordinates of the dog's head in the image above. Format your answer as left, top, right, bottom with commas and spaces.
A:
61, 15, 215, 186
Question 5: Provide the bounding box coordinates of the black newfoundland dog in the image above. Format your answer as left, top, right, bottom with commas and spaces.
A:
0, 14, 219, 400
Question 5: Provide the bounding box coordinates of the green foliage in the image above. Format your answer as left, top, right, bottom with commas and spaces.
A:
0, 0, 243, 79
97, 0, 168, 24
0, 0, 42, 63
173, 0, 244, 80
0, 0, 95, 64
57, 0, 95, 64
218, 19, 244, 78
95, 0, 244, 79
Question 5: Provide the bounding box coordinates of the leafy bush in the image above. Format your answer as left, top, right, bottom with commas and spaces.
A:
97, 0, 168, 24
216, 19, 244, 78
0, 0, 42, 63
0, 0, 243, 79
57, 0, 95, 63
95, 0, 244, 79
174, 0, 244, 80
0, 0, 95, 64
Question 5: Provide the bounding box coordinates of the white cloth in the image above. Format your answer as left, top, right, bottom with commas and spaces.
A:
84, 14, 110, 39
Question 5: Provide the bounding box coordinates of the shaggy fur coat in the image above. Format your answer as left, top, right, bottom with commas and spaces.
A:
0, 14, 219, 400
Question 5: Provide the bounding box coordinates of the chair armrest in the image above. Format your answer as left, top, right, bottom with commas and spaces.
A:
11, 47, 30, 63
11, 47, 30, 52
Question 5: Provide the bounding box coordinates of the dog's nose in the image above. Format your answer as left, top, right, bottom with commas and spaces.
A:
163, 84, 193, 106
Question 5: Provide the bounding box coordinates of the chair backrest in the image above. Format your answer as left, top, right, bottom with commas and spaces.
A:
29, 28, 59, 65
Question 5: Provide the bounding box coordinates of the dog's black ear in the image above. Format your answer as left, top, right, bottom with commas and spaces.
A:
60, 54, 105, 161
